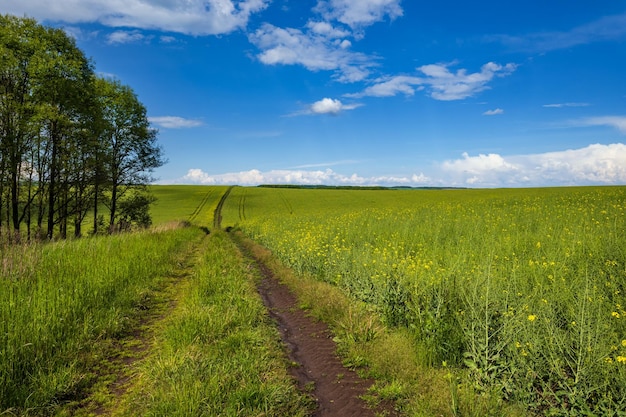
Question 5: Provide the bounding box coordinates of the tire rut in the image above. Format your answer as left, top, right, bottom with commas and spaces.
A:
240, 241, 399, 417
217, 190, 398, 417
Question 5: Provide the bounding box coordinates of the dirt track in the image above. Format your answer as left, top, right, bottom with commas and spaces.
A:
256, 263, 374, 416
217, 187, 396, 416
245, 245, 398, 417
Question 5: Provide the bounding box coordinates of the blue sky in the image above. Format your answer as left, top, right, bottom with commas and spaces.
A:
4, 0, 626, 187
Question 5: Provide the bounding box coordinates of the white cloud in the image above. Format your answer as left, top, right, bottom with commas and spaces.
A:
483, 108, 504, 116
351, 62, 516, 100
543, 102, 590, 108
170, 144, 626, 188
160, 35, 177, 43
4, 0, 269, 36
149, 116, 203, 128
578, 116, 626, 134
249, 23, 374, 82
440, 143, 626, 187
178, 168, 430, 186
306, 21, 351, 39
308, 98, 362, 115
249, 0, 402, 82
107, 30, 147, 44
349, 75, 423, 98
419, 62, 517, 101
314, 0, 403, 29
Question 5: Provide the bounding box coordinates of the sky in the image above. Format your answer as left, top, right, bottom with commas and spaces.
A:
3, 0, 626, 187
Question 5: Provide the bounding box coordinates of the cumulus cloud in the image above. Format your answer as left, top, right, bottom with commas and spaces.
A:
3, 0, 269, 36
170, 144, 626, 188
314, 0, 403, 30
249, 23, 374, 82
249, 0, 404, 82
351, 62, 516, 100
307, 98, 362, 115
179, 168, 430, 187
440, 143, 626, 187
483, 108, 504, 116
149, 116, 203, 128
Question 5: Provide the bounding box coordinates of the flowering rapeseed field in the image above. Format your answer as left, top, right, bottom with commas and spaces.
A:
222, 186, 626, 414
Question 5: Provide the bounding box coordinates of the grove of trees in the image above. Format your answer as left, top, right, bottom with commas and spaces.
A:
0, 15, 164, 242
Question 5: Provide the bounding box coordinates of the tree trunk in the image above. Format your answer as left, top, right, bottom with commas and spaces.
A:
109, 182, 117, 233
47, 123, 58, 240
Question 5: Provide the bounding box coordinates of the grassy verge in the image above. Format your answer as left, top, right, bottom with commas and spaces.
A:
233, 232, 527, 417
114, 231, 312, 416
0, 223, 204, 415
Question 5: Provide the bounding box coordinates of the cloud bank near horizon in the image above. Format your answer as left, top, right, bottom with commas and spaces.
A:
166, 143, 626, 188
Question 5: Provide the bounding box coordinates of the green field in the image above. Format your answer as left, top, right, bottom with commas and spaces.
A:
220, 185, 626, 415
2, 185, 626, 416
149, 185, 230, 227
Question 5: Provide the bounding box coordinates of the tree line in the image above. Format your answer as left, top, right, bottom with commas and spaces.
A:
0, 15, 164, 242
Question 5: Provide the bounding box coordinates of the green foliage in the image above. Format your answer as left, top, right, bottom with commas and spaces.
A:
115, 191, 155, 231
0, 15, 162, 239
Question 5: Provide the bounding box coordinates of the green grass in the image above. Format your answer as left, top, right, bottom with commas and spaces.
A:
5, 184, 625, 416
1, 185, 314, 416
221, 185, 626, 415
0, 225, 205, 414
115, 231, 312, 417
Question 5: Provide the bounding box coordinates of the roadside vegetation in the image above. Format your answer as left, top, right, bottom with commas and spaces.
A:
114, 231, 312, 416
1, 185, 313, 416
0, 224, 204, 413
3, 184, 625, 416
221, 185, 626, 415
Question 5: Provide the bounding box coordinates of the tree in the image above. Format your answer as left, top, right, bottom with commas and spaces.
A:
31, 25, 95, 239
115, 191, 155, 232
1, 16, 161, 241
0, 15, 41, 240
95, 77, 164, 233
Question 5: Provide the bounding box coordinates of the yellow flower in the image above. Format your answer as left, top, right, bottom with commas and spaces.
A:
622, 340, 626, 348
536, 241, 541, 249
527, 314, 537, 322
612, 311, 621, 318
617, 356, 626, 364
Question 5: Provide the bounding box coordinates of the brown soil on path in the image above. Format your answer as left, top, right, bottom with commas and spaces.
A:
249, 250, 400, 417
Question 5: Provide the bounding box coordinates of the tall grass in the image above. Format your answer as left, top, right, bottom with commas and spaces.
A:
116, 231, 312, 416
222, 186, 626, 414
0, 225, 204, 413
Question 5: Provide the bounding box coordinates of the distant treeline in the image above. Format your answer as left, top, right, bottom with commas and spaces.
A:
0, 15, 163, 242
257, 184, 468, 190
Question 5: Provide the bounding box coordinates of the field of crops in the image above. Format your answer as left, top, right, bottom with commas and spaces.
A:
149, 185, 230, 226
221, 186, 626, 414
3, 184, 625, 415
